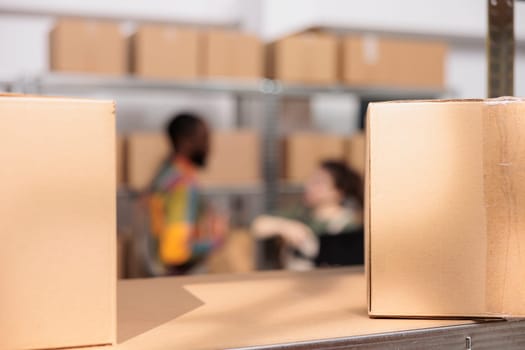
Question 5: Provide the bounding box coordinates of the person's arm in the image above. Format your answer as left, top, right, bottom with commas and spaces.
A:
252, 215, 319, 258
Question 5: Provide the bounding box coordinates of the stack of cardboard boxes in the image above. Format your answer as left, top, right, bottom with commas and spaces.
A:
50, 19, 264, 80
49, 18, 446, 89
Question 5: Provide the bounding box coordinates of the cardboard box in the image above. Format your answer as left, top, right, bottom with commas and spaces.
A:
132, 25, 200, 79
366, 98, 525, 318
203, 30, 264, 79
50, 18, 127, 75
268, 32, 338, 84
283, 132, 345, 182
346, 132, 366, 177
199, 130, 261, 186
0, 95, 116, 349
127, 130, 261, 191
127, 132, 170, 191
341, 35, 446, 88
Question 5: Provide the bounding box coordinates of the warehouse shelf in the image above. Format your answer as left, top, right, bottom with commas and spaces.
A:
11, 73, 449, 99
117, 183, 302, 197
10, 73, 447, 212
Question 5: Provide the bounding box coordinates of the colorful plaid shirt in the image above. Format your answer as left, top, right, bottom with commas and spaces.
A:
149, 156, 222, 266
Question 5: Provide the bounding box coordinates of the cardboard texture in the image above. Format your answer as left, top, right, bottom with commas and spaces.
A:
198, 130, 261, 186
283, 132, 345, 182
0, 95, 116, 349
109, 269, 471, 349
367, 98, 525, 318
341, 35, 446, 88
127, 132, 170, 191
268, 33, 338, 84
206, 229, 255, 273
50, 18, 126, 75
132, 25, 200, 79
127, 130, 261, 191
346, 132, 366, 177
203, 30, 264, 79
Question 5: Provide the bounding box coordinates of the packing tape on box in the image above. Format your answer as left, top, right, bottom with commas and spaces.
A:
483, 97, 525, 316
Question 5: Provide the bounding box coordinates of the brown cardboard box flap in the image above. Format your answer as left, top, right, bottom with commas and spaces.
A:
367, 98, 525, 318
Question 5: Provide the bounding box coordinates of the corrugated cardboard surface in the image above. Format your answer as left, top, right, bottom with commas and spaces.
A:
203, 30, 263, 79
0, 95, 116, 349
367, 99, 525, 318
50, 18, 126, 75
269, 33, 338, 84
126, 130, 261, 191
341, 36, 446, 88
132, 25, 200, 79
346, 132, 366, 176
283, 132, 345, 183
103, 269, 471, 349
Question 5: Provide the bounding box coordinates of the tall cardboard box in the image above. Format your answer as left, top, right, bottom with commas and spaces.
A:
132, 25, 200, 79
366, 98, 525, 318
0, 95, 116, 349
346, 132, 366, 177
341, 36, 446, 88
268, 33, 338, 84
50, 18, 126, 75
199, 130, 261, 186
283, 132, 345, 183
203, 30, 264, 79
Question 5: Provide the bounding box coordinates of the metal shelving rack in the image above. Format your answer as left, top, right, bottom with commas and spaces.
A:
10, 73, 448, 211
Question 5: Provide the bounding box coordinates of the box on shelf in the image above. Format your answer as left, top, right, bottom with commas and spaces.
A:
0, 95, 116, 349
341, 35, 446, 88
127, 130, 261, 191
50, 18, 126, 75
199, 130, 261, 186
127, 132, 170, 191
283, 132, 345, 183
346, 132, 366, 177
267, 32, 338, 84
202, 30, 264, 79
131, 24, 200, 79
366, 98, 525, 318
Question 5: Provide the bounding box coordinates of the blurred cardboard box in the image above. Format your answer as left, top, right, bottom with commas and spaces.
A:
283, 132, 345, 183
341, 35, 446, 88
127, 130, 261, 191
132, 25, 200, 79
207, 229, 255, 273
127, 132, 170, 191
203, 30, 264, 79
268, 32, 338, 84
199, 130, 261, 186
0, 95, 116, 349
50, 18, 126, 75
346, 132, 365, 177
366, 98, 525, 318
